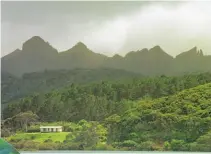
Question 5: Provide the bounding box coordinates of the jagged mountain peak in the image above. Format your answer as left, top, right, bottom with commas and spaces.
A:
125, 51, 136, 57
176, 46, 204, 58
148, 45, 173, 59
72, 41, 89, 50
14, 48, 22, 52
22, 36, 57, 53
199, 49, 204, 56
138, 48, 149, 53
62, 41, 92, 55
189, 46, 198, 53
23, 36, 46, 46
75, 41, 87, 47
112, 54, 123, 59
149, 45, 164, 52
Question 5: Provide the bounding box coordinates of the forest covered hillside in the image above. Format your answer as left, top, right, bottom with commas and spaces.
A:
2, 73, 211, 151
2, 1, 211, 152
1, 68, 142, 104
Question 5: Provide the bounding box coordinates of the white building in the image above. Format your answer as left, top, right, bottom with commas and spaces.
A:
40, 126, 63, 133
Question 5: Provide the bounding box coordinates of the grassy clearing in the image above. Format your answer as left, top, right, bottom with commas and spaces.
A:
7, 132, 69, 143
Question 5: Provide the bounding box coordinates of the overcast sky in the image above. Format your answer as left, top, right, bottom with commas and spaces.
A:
1, 1, 211, 57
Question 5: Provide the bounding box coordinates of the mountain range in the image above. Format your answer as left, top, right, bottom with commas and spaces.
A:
2, 36, 211, 76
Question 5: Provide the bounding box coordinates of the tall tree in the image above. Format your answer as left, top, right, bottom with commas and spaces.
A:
14, 111, 39, 132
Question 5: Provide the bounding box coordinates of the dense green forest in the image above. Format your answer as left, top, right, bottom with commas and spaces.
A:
1, 68, 141, 104
2, 72, 211, 151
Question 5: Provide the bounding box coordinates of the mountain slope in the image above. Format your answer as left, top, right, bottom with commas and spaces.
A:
106, 83, 211, 150
2, 77, 211, 151
1, 68, 142, 104
1, 36, 59, 76
173, 47, 210, 73
58, 42, 108, 69
122, 46, 174, 75
3, 72, 211, 120
1, 36, 211, 76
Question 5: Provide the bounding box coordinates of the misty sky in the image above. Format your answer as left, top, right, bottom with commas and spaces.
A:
1, 1, 211, 57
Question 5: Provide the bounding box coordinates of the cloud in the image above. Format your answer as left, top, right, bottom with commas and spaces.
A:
98, 1, 211, 56
1, 1, 211, 57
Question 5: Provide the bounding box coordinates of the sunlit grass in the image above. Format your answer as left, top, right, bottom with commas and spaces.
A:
7, 132, 69, 143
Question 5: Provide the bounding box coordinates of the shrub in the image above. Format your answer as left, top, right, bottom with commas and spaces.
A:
164, 141, 171, 150
27, 127, 40, 133
38, 142, 58, 150
13, 140, 39, 150
58, 143, 81, 150
170, 139, 189, 151
121, 140, 138, 148
30, 135, 36, 140
10, 138, 23, 142
1, 128, 12, 137
44, 139, 53, 143
94, 143, 115, 150
137, 141, 154, 151
78, 119, 87, 126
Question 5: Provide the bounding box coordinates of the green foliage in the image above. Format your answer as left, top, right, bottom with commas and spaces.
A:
170, 139, 189, 151
164, 141, 171, 150
2, 68, 141, 104
3, 73, 211, 151
3, 73, 211, 123
105, 83, 211, 151
13, 111, 39, 132
12, 140, 39, 151
7, 132, 69, 143
38, 142, 58, 150
138, 141, 154, 151
94, 143, 115, 150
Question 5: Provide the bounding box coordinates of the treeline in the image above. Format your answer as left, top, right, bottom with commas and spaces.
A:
1, 68, 141, 104
3, 72, 211, 122
104, 83, 211, 151
4, 83, 211, 151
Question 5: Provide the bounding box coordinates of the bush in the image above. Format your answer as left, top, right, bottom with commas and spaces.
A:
27, 127, 40, 133
10, 138, 24, 142
137, 141, 154, 151
129, 132, 138, 140
38, 142, 58, 150
94, 143, 115, 150
122, 140, 138, 147
66, 133, 74, 140
13, 140, 39, 150
164, 141, 171, 150
55, 141, 61, 144
1, 128, 12, 137
30, 135, 36, 140
44, 139, 53, 143
58, 143, 81, 150
170, 139, 189, 151
78, 119, 87, 126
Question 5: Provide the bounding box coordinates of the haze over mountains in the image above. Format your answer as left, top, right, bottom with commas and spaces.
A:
2, 36, 211, 77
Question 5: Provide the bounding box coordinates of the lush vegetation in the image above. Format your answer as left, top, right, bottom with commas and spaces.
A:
3, 72, 211, 120
1, 68, 141, 104
2, 72, 211, 151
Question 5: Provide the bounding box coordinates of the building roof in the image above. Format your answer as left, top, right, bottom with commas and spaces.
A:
40, 126, 62, 128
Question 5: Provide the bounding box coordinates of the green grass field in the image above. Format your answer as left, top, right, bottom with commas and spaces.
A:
7, 132, 69, 143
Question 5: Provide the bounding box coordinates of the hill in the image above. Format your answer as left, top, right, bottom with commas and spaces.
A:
1, 68, 141, 104
1, 36, 59, 76
3, 82, 211, 151
3, 72, 211, 121
108, 83, 211, 151
2, 36, 211, 76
